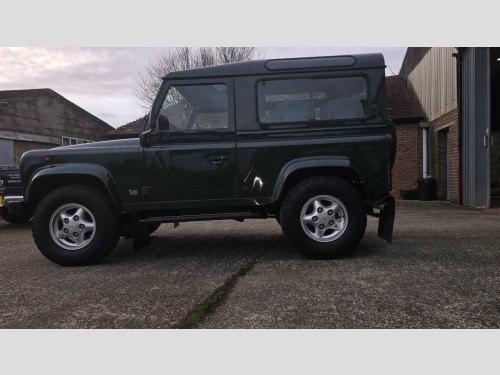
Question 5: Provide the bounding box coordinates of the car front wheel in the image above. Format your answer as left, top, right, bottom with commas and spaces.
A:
32, 185, 121, 266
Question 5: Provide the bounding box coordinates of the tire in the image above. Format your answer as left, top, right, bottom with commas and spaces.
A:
0, 207, 32, 224
280, 176, 366, 259
121, 222, 161, 239
32, 185, 122, 266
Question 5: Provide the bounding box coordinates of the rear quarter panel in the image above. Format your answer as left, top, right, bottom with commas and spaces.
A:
236, 126, 390, 202
234, 71, 391, 203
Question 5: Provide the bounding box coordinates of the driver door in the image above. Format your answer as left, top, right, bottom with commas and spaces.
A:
143, 78, 237, 208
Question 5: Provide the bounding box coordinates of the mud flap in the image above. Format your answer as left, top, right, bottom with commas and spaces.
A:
378, 196, 395, 243
133, 222, 151, 251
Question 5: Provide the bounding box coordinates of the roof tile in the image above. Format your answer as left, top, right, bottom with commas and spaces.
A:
386, 75, 424, 121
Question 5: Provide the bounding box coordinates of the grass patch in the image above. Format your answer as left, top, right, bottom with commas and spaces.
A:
174, 253, 264, 329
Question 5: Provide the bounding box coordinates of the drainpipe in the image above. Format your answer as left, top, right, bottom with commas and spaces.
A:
420, 121, 431, 178
418, 121, 436, 200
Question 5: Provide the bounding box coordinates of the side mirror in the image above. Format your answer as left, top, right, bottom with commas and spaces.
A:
140, 129, 152, 148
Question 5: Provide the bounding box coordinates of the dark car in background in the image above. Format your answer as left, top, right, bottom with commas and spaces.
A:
0, 165, 31, 223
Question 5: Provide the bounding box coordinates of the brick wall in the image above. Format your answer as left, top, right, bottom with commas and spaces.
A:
392, 122, 422, 191
428, 109, 459, 202
392, 109, 460, 203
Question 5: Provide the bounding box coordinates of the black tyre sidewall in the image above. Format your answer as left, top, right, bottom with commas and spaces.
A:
32, 185, 120, 266
280, 177, 366, 259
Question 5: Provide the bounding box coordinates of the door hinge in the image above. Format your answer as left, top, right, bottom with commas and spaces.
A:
141, 186, 152, 197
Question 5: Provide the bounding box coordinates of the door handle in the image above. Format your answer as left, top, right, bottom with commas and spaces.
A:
484, 129, 491, 148
209, 155, 229, 164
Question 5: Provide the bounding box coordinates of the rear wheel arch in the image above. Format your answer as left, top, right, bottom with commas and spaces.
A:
275, 166, 367, 204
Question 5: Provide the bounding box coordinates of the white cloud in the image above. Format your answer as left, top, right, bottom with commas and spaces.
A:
0, 47, 164, 127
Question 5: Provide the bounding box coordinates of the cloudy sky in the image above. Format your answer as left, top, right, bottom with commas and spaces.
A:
0, 47, 407, 128
1, 0, 493, 130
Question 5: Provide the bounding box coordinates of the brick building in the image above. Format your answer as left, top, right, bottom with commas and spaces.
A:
399, 47, 500, 208
0, 89, 114, 164
386, 75, 425, 196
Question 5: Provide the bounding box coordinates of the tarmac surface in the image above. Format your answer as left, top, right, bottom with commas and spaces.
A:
0, 200, 498, 329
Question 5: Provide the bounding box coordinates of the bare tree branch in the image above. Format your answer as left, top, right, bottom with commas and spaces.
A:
133, 47, 261, 110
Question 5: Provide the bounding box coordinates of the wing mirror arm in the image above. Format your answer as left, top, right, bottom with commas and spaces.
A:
140, 129, 152, 148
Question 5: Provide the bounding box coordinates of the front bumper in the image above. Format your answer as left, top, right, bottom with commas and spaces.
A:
0, 195, 24, 208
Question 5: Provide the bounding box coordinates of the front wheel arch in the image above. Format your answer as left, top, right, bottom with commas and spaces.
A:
27, 170, 122, 211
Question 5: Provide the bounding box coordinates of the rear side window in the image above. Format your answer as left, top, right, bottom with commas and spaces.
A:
257, 76, 367, 124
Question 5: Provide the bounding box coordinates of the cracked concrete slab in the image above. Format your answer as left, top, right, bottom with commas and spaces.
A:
0, 219, 277, 328
200, 201, 500, 328
1, 201, 499, 329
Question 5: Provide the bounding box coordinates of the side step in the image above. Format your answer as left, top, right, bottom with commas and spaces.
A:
133, 212, 267, 251
138, 212, 266, 225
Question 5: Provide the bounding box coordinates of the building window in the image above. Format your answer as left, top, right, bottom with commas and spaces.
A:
62, 136, 94, 146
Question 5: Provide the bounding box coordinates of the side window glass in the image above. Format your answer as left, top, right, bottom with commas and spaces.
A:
257, 79, 313, 124
192, 112, 228, 130
158, 86, 193, 131
314, 77, 367, 121
257, 77, 368, 125
157, 84, 228, 132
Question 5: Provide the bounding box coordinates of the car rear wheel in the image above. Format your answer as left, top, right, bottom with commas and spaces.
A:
280, 176, 366, 259
32, 185, 121, 266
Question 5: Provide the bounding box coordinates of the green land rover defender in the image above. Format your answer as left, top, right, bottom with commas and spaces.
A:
14, 53, 396, 266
